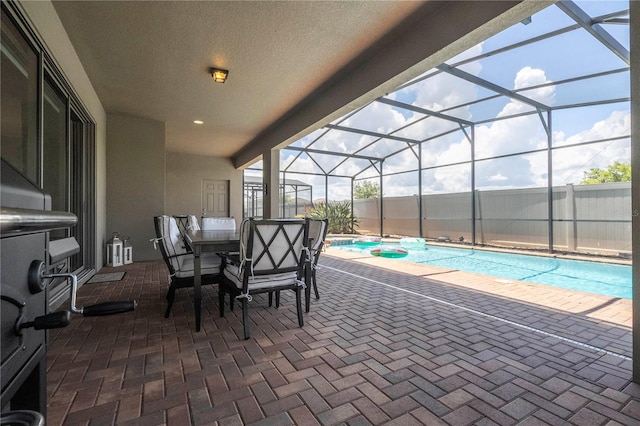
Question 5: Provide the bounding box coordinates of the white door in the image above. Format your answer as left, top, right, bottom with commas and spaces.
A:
202, 179, 229, 217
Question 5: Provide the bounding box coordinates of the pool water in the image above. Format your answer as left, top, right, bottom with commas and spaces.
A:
335, 243, 632, 299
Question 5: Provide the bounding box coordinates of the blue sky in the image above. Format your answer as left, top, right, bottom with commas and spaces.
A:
250, 1, 630, 202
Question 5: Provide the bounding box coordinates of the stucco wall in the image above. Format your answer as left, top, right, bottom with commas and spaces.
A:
107, 113, 165, 261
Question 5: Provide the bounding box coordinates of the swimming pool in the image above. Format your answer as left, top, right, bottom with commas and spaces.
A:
334, 242, 632, 299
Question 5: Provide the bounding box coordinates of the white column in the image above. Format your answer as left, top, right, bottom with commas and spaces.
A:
262, 149, 280, 219
630, 0, 640, 383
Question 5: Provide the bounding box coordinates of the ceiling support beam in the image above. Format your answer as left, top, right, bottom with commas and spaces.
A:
556, 0, 630, 65
377, 97, 473, 127
436, 64, 550, 111
284, 146, 379, 162
262, 149, 280, 219
325, 124, 420, 145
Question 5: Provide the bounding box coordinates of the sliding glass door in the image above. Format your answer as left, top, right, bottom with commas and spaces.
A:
2, 2, 96, 308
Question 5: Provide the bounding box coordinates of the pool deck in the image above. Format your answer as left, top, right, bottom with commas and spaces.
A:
324, 246, 632, 331
46, 251, 637, 425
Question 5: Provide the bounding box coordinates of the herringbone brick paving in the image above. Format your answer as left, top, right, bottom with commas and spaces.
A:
46, 252, 640, 425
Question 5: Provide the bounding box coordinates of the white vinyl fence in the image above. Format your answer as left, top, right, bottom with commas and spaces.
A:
353, 182, 632, 256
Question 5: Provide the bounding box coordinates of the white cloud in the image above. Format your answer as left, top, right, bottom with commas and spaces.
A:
341, 101, 411, 135
551, 110, 631, 185
556, 110, 630, 147
420, 67, 553, 192
512, 66, 556, 106
488, 173, 508, 182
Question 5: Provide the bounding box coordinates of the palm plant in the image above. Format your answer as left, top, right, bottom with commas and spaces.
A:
306, 201, 359, 234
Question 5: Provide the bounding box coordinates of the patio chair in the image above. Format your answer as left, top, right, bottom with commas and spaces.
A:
306, 218, 328, 311
219, 218, 310, 339
152, 215, 222, 318
186, 214, 200, 231
201, 216, 236, 231
183, 215, 200, 256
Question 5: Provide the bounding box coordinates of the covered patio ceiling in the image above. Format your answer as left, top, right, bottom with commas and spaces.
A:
51, 1, 548, 165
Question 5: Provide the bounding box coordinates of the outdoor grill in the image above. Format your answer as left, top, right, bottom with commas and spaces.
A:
1, 160, 135, 424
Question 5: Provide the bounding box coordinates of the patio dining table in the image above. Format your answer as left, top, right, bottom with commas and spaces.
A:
184, 229, 240, 331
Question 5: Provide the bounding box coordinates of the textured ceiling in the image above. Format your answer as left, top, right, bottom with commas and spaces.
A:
52, 1, 425, 158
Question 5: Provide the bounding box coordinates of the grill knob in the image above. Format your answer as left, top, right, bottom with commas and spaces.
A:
27, 260, 46, 294
0, 409, 45, 426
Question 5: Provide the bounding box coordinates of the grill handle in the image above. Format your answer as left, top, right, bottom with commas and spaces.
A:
29, 311, 71, 330
0, 207, 77, 237
82, 301, 137, 317
43, 272, 136, 316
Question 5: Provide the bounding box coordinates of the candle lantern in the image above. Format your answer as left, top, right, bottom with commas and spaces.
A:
106, 232, 124, 267
122, 235, 133, 264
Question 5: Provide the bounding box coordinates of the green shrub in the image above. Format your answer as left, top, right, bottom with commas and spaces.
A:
306, 201, 359, 234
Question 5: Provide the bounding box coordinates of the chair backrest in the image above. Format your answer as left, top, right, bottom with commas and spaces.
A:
202, 217, 236, 231
153, 215, 188, 274
308, 218, 328, 253
187, 215, 200, 231
241, 218, 309, 277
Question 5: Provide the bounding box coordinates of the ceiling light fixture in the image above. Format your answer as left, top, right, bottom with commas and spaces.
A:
193, 120, 204, 125
211, 67, 229, 83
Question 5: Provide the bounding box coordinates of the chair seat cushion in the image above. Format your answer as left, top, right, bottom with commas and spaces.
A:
175, 253, 222, 278
223, 263, 299, 291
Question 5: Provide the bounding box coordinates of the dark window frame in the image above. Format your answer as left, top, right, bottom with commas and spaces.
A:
1, 0, 97, 307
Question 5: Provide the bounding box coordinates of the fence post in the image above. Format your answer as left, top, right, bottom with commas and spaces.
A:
475, 190, 482, 245
565, 184, 577, 252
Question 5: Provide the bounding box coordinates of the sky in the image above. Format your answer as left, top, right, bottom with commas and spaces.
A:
247, 1, 630, 203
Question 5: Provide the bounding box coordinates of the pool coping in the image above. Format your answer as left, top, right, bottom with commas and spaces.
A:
325, 235, 632, 266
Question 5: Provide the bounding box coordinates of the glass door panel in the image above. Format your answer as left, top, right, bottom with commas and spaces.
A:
70, 115, 85, 271
43, 79, 68, 239
1, 9, 39, 183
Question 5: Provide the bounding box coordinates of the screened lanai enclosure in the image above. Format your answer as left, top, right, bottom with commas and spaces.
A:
244, 0, 631, 257
243, 175, 312, 219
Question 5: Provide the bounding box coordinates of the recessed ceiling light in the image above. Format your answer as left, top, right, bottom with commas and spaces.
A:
193, 120, 204, 125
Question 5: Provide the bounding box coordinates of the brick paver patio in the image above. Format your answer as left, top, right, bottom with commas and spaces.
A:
46, 249, 640, 425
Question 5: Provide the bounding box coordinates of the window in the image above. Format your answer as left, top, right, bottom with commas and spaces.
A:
43, 78, 68, 239
1, 10, 39, 183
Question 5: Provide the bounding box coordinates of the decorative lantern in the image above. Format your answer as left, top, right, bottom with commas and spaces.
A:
106, 232, 124, 267
122, 235, 133, 265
